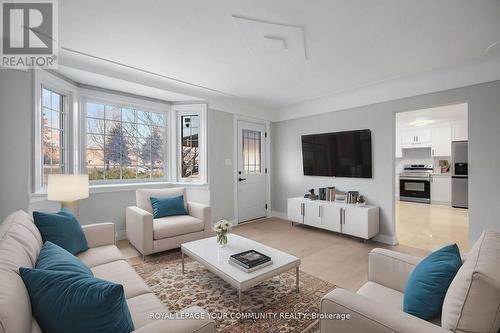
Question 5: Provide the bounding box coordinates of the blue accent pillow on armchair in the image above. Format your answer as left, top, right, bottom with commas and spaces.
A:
33, 209, 88, 255
20, 268, 134, 333
150, 195, 188, 218
403, 243, 462, 320
36, 241, 93, 276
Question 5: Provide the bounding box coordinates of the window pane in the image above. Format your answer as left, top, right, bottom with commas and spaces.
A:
87, 166, 105, 180
87, 118, 104, 134
85, 102, 166, 181
40, 88, 64, 188
86, 103, 104, 119
105, 105, 121, 120
137, 166, 151, 179
51, 110, 61, 129
152, 167, 164, 178
51, 92, 60, 110
122, 166, 137, 179
105, 166, 121, 179
42, 89, 51, 108
86, 149, 104, 165
122, 108, 135, 123
242, 129, 261, 174
181, 115, 199, 178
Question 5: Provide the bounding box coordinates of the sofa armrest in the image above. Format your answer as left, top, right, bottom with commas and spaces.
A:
320, 288, 448, 333
132, 306, 215, 333
368, 248, 423, 292
126, 206, 154, 256
187, 202, 212, 237
82, 222, 115, 248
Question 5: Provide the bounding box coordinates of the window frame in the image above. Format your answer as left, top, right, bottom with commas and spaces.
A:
33, 71, 76, 194
79, 94, 170, 185
173, 104, 208, 184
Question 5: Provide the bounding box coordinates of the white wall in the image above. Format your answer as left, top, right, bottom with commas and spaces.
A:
272, 79, 500, 245
0, 69, 33, 221
208, 110, 235, 223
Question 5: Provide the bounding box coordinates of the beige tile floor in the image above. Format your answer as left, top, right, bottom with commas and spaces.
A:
118, 218, 429, 291
396, 201, 469, 253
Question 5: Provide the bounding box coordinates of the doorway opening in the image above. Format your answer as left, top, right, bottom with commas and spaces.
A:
395, 103, 469, 252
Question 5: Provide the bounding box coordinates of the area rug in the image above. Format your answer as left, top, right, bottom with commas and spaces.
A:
131, 250, 335, 333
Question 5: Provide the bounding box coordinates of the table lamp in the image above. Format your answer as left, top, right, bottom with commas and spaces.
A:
47, 174, 89, 217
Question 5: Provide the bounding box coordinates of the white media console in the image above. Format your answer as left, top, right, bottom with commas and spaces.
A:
287, 197, 379, 241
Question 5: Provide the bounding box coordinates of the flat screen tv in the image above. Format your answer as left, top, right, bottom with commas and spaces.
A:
301, 129, 372, 178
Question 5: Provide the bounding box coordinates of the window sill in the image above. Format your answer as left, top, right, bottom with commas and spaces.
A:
31, 181, 209, 201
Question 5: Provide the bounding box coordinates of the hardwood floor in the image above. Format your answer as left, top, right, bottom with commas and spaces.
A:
396, 201, 469, 252
118, 218, 428, 292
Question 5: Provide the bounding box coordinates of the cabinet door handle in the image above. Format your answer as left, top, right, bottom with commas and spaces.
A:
318, 205, 321, 218
343, 209, 346, 224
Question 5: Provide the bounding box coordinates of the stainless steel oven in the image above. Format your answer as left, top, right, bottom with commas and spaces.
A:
399, 164, 433, 204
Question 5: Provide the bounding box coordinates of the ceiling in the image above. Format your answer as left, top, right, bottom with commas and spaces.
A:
57, 0, 500, 116
396, 103, 468, 128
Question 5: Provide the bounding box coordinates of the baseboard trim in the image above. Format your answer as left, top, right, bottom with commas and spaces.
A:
269, 211, 287, 219
372, 233, 398, 246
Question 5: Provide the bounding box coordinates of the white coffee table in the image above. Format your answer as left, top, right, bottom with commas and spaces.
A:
181, 234, 301, 312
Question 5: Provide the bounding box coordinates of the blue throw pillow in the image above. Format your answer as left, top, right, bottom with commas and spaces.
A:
403, 244, 462, 320
20, 268, 134, 333
36, 241, 93, 276
33, 209, 88, 255
150, 195, 188, 218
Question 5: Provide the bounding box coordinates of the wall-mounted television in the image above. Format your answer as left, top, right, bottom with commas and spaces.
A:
301, 129, 372, 178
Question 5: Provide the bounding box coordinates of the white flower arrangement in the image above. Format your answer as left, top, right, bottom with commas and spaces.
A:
214, 219, 232, 246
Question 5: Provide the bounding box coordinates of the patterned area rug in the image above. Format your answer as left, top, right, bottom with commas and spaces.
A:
131, 250, 335, 333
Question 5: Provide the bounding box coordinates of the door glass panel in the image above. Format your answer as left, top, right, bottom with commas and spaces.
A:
242, 129, 261, 174
404, 182, 425, 192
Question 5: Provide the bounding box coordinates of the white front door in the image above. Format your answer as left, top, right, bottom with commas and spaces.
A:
237, 120, 267, 223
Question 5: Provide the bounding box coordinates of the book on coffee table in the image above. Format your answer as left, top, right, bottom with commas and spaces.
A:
228, 258, 273, 272
229, 249, 272, 272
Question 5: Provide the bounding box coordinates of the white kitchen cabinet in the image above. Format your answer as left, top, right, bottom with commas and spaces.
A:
431, 175, 451, 204
452, 121, 468, 141
402, 128, 431, 147
287, 198, 379, 240
431, 125, 452, 157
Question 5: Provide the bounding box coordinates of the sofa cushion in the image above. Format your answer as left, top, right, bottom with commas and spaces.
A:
0, 210, 42, 333
77, 244, 125, 268
20, 268, 134, 333
33, 209, 88, 255
442, 230, 500, 333
150, 195, 188, 218
153, 215, 204, 240
36, 241, 93, 276
91, 260, 151, 299
357, 281, 404, 311
403, 244, 462, 320
136, 187, 186, 214
127, 293, 168, 329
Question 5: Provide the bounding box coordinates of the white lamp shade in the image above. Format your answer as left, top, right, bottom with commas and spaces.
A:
47, 174, 89, 201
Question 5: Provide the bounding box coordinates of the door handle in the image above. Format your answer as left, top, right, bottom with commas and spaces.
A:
318, 205, 321, 218
238, 178, 246, 182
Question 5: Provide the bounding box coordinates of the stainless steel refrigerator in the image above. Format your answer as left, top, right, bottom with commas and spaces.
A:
452, 141, 468, 208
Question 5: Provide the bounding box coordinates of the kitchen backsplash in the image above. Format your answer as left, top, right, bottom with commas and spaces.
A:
395, 147, 451, 174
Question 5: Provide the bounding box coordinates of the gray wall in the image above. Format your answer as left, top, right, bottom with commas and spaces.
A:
272, 80, 500, 245
272, 104, 395, 242
0, 70, 33, 221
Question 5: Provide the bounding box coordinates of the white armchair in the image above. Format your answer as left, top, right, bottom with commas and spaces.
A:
126, 187, 212, 259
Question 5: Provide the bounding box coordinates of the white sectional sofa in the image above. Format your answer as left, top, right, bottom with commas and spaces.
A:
0, 210, 216, 333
